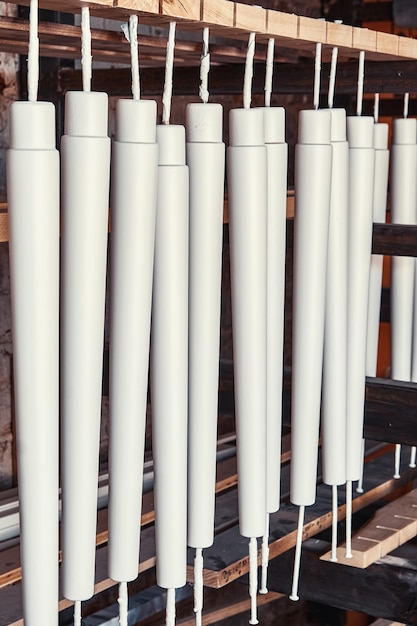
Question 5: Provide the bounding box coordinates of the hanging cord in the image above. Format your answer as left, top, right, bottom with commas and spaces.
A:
162, 22, 176, 124
328, 20, 342, 109
74, 600, 82, 626
330, 485, 338, 562
130, 15, 140, 100
199, 27, 210, 104
243, 32, 256, 110
289, 505, 305, 601
313, 42, 321, 111
345, 480, 353, 558
81, 6, 92, 92
193, 548, 204, 626
404, 91, 410, 119
166, 588, 176, 626
28, 0, 39, 102
374, 92, 380, 123
264, 38, 275, 108
249, 537, 259, 625
356, 51, 365, 117
118, 581, 128, 626
328, 46, 338, 109
259, 512, 270, 594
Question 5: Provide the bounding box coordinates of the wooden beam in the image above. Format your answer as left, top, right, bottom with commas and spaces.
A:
7, 0, 417, 60
321, 490, 417, 568
268, 540, 417, 624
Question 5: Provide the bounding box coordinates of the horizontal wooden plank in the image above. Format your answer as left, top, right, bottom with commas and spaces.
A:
5, 0, 417, 60
268, 541, 417, 623
321, 491, 417, 568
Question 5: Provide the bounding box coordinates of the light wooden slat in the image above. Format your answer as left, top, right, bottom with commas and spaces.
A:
0, 213, 8, 243
6, 0, 417, 60
398, 35, 417, 60
376, 30, 399, 57
114, 0, 159, 14
201, 0, 234, 28
326, 21, 353, 49
160, 0, 200, 21
352, 26, 377, 53
321, 489, 417, 568
177, 591, 284, 626
266, 10, 298, 41
298, 15, 327, 44
233, 2, 266, 35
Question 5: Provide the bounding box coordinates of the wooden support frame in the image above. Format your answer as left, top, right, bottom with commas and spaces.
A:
7, 0, 417, 60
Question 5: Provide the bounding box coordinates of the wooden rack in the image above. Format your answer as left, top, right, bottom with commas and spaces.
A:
4, 0, 417, 62
3, 2, 417, 625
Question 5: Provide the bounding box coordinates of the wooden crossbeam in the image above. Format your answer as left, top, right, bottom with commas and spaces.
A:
7, 0, 417, 60
321, 490, 417, 568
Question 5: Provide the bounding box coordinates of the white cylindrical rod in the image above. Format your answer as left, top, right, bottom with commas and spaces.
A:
290, 109, 332, 507
391, 118, 416, 385
345, 115, 375, 485
186, 102, 224, 626
392, 118, 417, 476
227, 107, 267, 539
259, 106, 287, 593
61, 91, 111, 601
151, 124, 189, 592
108, 99, 158, 583
322, 108, 349, 490
187, 102, 224, 551
366, 122, 389, 378
263, 106, 287, 515
7, 100, 59, 626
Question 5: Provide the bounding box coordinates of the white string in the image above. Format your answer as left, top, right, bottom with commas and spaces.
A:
264, 38, 275, 108
118, 582, 128, 626
328, 46, 338, 109
259, 513, 269, 594
81, 7, 92, 92
193, 548, 204, 626
28, 0, 39, 102
374, 93, 380, 123
243, 32, 256, 110
129, 15, 140, 100
74, 600, 82, 626
290, 505, 305, 601
313, 42, 321, 111
356, 438, 365, 493
249, 537, 259, 625
404, 92, 410, 118
166, 588, 176, 626
394, 443, 401, 479
345, 480, 353, 558
162, 22, 176, 125
199, 27, 210, 104
356, 50, 365, 117
330, 485, 338, 562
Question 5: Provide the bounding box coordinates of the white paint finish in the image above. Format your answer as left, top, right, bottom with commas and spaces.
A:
390, 118, 416, 384
61, 91, 111, 601
151, 124, 189, 590
322, 108, 349, 488
186, 103, 224, 550
290, 109, 332, 507
262, 107, 287, 513
108, 99, 158, 583
7, 101, 59, 626
227, 107, 267, 539
366, 123, 389, 377
346, 115, 375, 482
